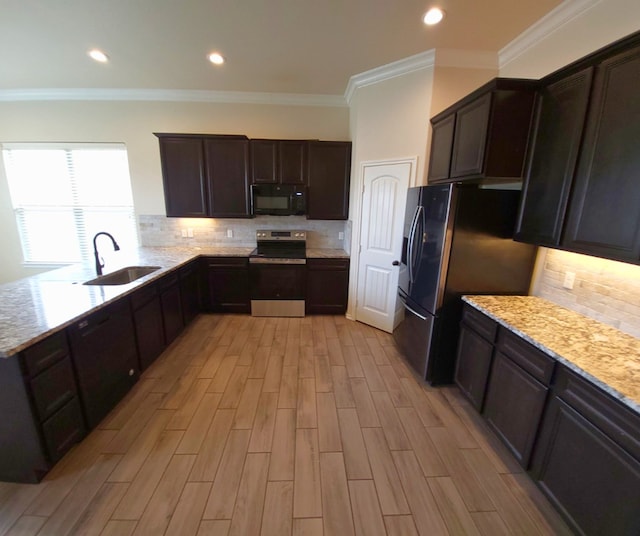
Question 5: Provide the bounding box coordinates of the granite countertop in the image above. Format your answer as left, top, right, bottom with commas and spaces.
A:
0, 246, 348, 358
306, 248, 350, 259
463, 295, 640, 413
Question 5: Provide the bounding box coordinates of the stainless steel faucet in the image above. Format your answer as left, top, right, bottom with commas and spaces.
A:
92, 232, 120, 275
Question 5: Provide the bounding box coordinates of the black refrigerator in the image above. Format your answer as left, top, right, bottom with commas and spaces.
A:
393, 184, 537, 385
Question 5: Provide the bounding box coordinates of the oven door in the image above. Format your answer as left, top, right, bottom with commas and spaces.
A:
249, 262, 305, 300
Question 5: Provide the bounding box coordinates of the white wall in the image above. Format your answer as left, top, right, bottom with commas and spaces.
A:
346, 67, 434, 319
500, 0, 640, 79
500, 0, 640, 336
0, 99, 349, 283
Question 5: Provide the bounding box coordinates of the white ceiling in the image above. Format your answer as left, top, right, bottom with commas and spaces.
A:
1, 0, 563, 96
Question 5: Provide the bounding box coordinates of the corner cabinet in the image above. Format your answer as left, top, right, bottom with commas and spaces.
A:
203, 257, 250, 313
155, 133, 251, 219
307, 141, 352, 220
427, 79, 536, 183
516, 32, 640, 265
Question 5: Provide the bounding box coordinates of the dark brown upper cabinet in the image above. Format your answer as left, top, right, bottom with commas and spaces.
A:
250, 139, 307, 185
157, 135, 208, 218
427, 78, 537, 184
515, 68, 593, 246
562, 43, 640, 262
515, 31, 640, 264
307, 141, 352, 220
204, 137, 251, 218
155, 133, 251, 219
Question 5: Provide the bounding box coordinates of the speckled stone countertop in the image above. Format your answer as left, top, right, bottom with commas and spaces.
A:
306, 248, 350, 259
0, 246, 348, 358
463, 295, 640, 413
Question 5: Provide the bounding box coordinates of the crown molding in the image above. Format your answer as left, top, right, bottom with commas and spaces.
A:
0, 88, 347, 107
499, 0, 604, 69
344, 49, 436, 104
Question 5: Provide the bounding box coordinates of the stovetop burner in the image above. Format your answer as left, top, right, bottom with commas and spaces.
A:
250, 230, 307, 263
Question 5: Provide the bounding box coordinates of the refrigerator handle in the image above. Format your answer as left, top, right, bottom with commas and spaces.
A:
408, 205, 423, 284
401, 300, 428, 321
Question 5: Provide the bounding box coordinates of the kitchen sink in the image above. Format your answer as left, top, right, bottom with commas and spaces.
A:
83, 266, 161, 286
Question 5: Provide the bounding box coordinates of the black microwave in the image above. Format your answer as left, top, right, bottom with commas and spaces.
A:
251, 184, 306, 216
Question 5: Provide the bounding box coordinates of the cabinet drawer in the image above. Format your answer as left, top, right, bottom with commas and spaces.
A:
22, 331, 69, 376
158, 272, 179, 290
307, 258, 349, 270
41, 397, 85, 463
30, 356, 77, 422
461, 305, 498, 342
497, 329, 555, 385
554, 365, 640, 460
205, 256, 248, 268
130, 283, 158, 310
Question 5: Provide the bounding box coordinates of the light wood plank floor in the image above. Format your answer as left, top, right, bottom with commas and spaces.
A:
0, 315, 573, 536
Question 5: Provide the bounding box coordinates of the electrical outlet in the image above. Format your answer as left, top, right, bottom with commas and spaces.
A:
227, 229, 233, 238
338, 232, 344, 240
187, 228, 194, 238
563, 271, 576, 290
181, 229, 188, 238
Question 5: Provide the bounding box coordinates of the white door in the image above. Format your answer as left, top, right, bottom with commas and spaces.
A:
356, 160, 412, 332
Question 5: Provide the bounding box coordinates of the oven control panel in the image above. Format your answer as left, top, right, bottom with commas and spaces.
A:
256, 230, 306, 241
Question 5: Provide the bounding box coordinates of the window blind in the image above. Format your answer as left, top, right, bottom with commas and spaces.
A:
1, 143, 139, 265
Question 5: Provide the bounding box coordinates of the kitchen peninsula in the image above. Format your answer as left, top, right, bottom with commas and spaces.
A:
0, 245, 348, 483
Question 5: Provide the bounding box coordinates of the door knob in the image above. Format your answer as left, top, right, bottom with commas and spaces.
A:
392, 260, 400, 266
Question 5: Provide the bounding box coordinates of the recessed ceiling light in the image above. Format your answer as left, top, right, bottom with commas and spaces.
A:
88, 49, 109, 63
423, 7, 445, 25
208, 52, 225, 65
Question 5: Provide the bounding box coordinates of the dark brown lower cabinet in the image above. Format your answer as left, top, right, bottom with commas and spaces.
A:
131, 283, 166, 371
180, 260, 202, 325
483, 351, 549, 467
305, 258, 349, 314
204, 257, 250, 313
159, 273, 184, 345
531, 367, 640, 535
0, 331, 85, 482
454, 305, 498, 410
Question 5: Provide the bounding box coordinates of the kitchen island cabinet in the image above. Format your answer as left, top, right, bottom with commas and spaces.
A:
0, 331, 85, 482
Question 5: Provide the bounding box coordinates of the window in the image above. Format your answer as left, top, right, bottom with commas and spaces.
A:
1, 143, 138, 265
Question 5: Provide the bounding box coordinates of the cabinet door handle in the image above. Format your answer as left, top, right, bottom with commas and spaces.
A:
392, 260, 400, 266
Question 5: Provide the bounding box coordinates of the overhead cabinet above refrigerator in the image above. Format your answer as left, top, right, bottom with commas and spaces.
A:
427, 79, 537, 184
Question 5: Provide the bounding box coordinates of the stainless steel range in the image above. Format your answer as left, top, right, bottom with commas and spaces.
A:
249, 230, 306, 317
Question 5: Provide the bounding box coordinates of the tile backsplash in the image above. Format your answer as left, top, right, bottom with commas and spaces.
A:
138, 215, 350, 250
533, 247, 640, 339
